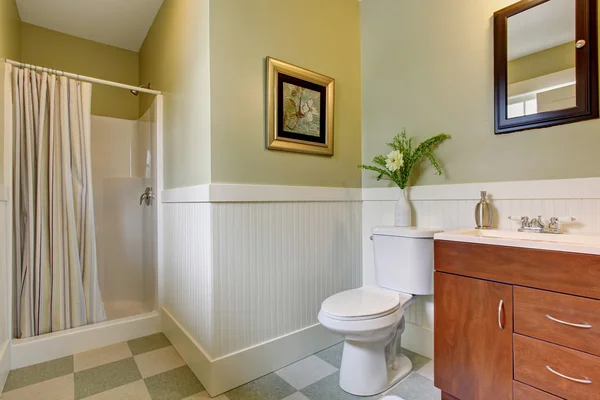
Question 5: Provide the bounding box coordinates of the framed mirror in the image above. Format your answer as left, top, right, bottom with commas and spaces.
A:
494, 0, 598, 134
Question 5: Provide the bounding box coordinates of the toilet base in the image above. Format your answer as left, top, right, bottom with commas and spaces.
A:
339, 339, 413, 397
387, 354, 413, 389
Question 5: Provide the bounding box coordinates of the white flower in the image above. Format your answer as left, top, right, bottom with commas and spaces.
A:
300, 99, 318, 122
385, 150, 404, 172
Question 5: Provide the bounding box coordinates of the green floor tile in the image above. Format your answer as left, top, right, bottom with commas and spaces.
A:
3, 356, 73, 393
74, 357, 142, 399
385, 373, 440, 400
400, 348, 430, 372
314, 343, 343, 369
144, 366, 204, 400
301, 371, 379, 400
128, 333, 171, 356
226, 373, 297, 400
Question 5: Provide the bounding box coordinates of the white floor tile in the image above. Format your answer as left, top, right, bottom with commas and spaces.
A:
134, 346, 186, 378
416, 360, 434, 381
282, 392, 311, 400
275, 355, 338, 390
74, 342, 132, 372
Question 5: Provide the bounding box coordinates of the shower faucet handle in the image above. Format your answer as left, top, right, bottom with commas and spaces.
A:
139, 187, 155, 206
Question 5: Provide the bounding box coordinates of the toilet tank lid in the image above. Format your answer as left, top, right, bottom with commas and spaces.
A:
372, 226, 441, 238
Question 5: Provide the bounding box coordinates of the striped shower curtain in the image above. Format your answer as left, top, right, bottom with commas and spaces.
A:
10, 64, 106, 338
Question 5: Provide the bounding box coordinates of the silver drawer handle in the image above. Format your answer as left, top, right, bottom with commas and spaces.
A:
546, 365, 592, 384
546, 314, 592, 329
498, 299, 504, 330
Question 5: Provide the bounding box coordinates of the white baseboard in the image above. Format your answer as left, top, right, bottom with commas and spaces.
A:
161, 307, 342, 397
402, 322, 433, 360
11, 311, 160, 369
0, 340, 10, 393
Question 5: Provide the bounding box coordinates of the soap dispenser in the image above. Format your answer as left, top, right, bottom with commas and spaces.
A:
475, 191, 493, 229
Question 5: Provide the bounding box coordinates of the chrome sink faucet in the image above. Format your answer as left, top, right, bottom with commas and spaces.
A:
508, 215, 576, 234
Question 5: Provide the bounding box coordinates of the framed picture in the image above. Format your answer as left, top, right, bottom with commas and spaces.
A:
266, 57, 335, 156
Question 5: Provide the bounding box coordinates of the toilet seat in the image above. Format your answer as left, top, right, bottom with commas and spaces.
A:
321, 287, 412, 321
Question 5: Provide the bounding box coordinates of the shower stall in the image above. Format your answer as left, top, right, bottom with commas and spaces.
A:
3, 61, 163, 368
91, 101, 159, 321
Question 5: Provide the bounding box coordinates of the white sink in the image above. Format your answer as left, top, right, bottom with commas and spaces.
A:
435, 229, 600, 255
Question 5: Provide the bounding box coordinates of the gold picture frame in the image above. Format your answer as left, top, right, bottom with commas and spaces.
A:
266, 57, 335, 156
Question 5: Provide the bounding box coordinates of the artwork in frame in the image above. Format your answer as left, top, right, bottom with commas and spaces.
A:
266, 57, 335, 156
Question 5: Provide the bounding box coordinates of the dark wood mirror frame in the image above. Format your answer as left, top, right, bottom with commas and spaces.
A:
494, 0, 599, 134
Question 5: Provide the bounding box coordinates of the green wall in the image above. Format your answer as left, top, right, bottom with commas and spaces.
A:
508, 42, 575, 84
0, 0, 20, 61
208, 0, 362, 188
0, 0, 21, 185
361, 0, 600, 187
139, 0, 211, 189
140, 0, 362, 189
21, 23, 139, 120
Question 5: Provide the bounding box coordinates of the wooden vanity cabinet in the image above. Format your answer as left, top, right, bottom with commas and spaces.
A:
434, 240, 600, 400
434, 272, 513, 400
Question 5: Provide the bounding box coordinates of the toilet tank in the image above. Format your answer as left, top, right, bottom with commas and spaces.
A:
371, 226, 440, 295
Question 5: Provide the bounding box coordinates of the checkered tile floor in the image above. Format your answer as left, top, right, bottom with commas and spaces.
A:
1, 334, 440, 400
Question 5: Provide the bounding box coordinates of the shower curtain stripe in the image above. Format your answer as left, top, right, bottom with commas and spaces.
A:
10, 64, 106, 338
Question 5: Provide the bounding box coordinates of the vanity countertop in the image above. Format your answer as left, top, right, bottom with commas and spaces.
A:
434, 229, 600, 256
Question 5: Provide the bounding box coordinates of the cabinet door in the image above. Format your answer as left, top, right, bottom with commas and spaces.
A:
434, 272, 513, 400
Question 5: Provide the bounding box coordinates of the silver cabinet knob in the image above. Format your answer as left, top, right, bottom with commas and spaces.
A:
576, 39, 587, 49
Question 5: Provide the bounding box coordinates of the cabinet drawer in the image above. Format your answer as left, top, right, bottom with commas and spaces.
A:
434, 240, 600, 299
514, 381, 562, 399
515, 287, 600, 357
514, 334, 600, 399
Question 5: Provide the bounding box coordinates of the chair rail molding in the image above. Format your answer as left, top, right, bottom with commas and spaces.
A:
162, 184, 362, 203
363, 177, 600, 201
163, 177, 600, 203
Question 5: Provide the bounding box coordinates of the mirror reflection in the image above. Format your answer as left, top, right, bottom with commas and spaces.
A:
507, 0, 576, 118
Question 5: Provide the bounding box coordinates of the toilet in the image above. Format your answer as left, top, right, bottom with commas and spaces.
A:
318, 226, 439, 397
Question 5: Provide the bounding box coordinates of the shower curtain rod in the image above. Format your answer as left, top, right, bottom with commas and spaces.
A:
4, 59, 162, 95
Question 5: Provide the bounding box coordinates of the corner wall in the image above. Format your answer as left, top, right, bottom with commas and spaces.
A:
139, 0, 211, 190
360, 0, 600, 188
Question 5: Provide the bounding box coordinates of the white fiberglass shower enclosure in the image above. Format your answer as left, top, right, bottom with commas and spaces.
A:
2, 61, 163, 369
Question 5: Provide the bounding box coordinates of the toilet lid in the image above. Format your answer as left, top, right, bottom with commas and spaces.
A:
321, 287, 411, 320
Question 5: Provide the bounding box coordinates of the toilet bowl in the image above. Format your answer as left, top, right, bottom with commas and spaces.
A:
318, 226, 439, 396
318, 287, 414, 396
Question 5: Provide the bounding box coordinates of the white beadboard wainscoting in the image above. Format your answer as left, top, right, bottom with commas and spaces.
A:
163, 203, 214, 354
363, 177, 600, 359
161, 187, 362, 395
211, 202, 362, 357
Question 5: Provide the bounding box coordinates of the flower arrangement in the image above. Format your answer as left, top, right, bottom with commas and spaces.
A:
359, 129, 451, 189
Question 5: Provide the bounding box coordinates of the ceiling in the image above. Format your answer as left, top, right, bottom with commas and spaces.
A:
508, 0, 575, 60
16, 0, 164, 52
